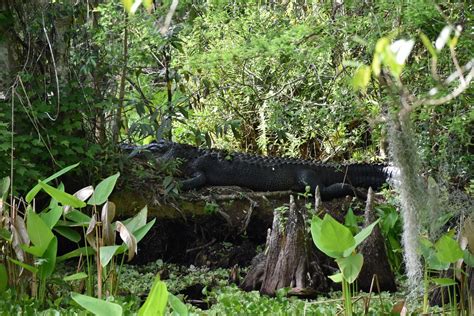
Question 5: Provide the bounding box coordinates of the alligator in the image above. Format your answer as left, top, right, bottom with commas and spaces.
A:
122, 140, 397, 200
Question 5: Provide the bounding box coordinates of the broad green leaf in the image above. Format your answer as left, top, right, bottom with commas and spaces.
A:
328, 272, 343, 283
0, 228, 11, 241
431, 278, 457, 286
26, 163, 80, 203
39, 182, 86, 208
88, 172, 120, 206
354, 219, 380, 247
65, 210, 91, 225
352, 65, 371, 91
123, 205, 148, 233
57, 247, 94, 263
464, 249, 474, 267
26, 207, 54, 257
435, 234, 463, 264
100, 245, 120, 267
133, 218, 156, 243
336, 253, 364, 284
168, 293, 189, 316
54, 226, 81, 243
8, 258, 38, 274
38, 237, 57, 280
315, 214, 355, 259
71, 292, 123, 316
0, 263, 7, 293
138, 275, 168, 316
419, 32, 437, 60
40, 204, 63, 229
63, 272, 88, 282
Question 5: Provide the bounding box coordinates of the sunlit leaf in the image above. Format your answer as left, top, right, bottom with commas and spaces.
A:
88, 172, 120, 206
168, 293, 189, 316
435, 234, 463, 264
26, 207, 54, 257
54, 226, 81, 243
352, 65, 371, 91
38, 237, 57, 280
26, 163, 80, 203
8, 258, 38, 274
336, 253, 364, 284
138, 275, 168, 316
354, 219, 380, 248
71, 292, 123, 316
39, 182, 86, 208
40, 205, 63, 229
57, 247, 94, 263
100, 245, 120, 267
328, 272, 343, 283
419, 32, 437, 59
431, 278, 457, 286
63, 272, 88, 282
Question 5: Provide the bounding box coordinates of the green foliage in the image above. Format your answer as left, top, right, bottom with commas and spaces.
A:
71, 292, 123, 316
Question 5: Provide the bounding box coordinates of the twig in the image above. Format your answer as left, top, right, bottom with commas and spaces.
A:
42, 12, 60, 121
185, 238, 216, 254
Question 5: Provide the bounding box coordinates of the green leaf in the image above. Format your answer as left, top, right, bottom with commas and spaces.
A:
38, 237, 58, 280
354, 219, 380, 248
8, 258, 38, 274
431, 278, 457, 286
54, 226, 81, 243
0, 263, 7, 293
0, 228, 11, 241
123, 205, 148, 233
312, 214, 355, 259
133, 218, 156, 243
88, 173, 120, 206
328, 272, 343, 283
65, 210, 92, 225
435, 234, 463, 264
168, 293, 188, 316
39, 182, 86, 208
100, 246, 120, 268
57, 247, 95, 263
419, 32, 437, 60
40, 205, 63, 229
71, 293, 123, 316
336, 253, 364, 284
352, 65, 371, 91
463, 249, 474, 267
26, 163, 80, 203
26, 207, 54, 257
138, 275, 168, 316
63, 272, 88, 282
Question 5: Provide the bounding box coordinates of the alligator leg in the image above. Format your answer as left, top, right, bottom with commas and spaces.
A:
319, 183, 362, 200
180, 171, 207, 190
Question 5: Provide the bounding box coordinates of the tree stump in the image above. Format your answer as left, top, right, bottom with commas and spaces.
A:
241, 195, 327, 296
241, 188, 397, 295
358, 188, 397, 292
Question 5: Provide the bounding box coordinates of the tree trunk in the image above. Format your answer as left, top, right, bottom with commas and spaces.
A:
358, 188, 397, 292
241, 195, 327, 297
